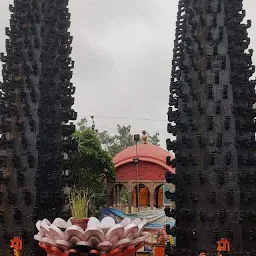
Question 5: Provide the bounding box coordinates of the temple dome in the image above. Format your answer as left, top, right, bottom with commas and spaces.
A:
113, 144, 175, 173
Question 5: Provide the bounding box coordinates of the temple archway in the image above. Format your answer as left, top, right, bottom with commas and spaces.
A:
110, 183, 129, 209
154, 184, 164, 208
119, 184, 129, 207
132, 184, 150, 208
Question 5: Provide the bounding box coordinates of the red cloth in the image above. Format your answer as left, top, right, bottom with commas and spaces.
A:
154, 247, 164, 256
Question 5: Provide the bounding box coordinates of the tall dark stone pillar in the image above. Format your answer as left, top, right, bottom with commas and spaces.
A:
0, 0, 76, 255
0, 1, 43, 254
225, 1, 256, 254
166, 0, 255, 254
36, 0, 77, 222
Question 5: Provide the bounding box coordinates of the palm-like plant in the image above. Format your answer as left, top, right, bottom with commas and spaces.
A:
68, 187, 95, 218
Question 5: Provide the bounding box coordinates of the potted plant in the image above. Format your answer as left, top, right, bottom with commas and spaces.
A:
67, 187, 92, 229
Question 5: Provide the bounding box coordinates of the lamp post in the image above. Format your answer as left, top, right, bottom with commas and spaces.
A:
133, 134, 140, 212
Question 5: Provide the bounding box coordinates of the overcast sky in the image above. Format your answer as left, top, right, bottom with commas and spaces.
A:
0, 0, 255, 147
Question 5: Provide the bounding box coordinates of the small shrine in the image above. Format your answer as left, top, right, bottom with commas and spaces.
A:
107, 132, 175, 213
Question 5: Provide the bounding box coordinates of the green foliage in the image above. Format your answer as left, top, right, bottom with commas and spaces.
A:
120, 186, 129, 204
71, 126, 115, 217
98, 125, 134, 157
98, 125, 160, 157
76, 118, 160, 158
148, 132, 160, 146
76, 117, 88, 131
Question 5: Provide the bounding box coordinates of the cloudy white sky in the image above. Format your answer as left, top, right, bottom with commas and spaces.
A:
0, 0, 255, 147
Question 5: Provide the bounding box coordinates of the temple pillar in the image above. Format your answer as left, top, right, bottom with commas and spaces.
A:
128, 181, 133, 214
113, 185, 117, 207
150, 182, 154, 210
106, 183, 113, 207
116, 184, 120, 207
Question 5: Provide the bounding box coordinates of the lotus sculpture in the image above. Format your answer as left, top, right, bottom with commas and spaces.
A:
34, 216, 149, 256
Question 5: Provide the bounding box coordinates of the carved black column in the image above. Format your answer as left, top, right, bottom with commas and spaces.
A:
166, 0, 256, 254
0, 0, 42, 254
0, 0, 76, 255
36, 0, 77, 222
224, 0, 256, 254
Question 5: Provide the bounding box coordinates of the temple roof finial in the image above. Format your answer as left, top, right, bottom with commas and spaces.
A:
141, 130, 148, 144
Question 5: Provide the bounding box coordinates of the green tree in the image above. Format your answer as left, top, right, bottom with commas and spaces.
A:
98, 125, 134, 157
98, 125, 160, 157
76, 118, 161, 157
76, 117, 88, 131
148, 132, 160, 146
71, 127, 115, 217
120, 186, 129, 204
